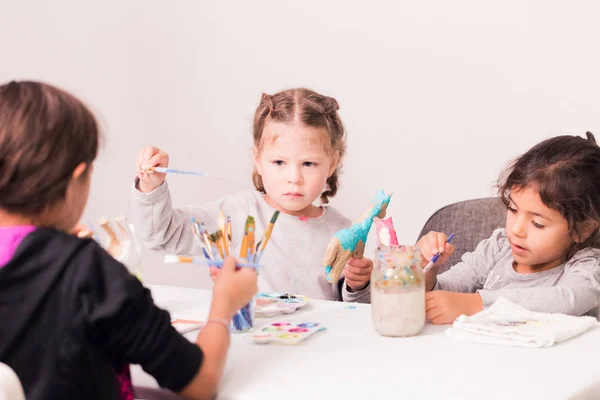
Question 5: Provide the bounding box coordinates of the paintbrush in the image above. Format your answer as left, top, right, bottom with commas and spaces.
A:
209, 231, 225, 259
255, 210, 280, 262
240, 216, 253, 259
164, 254, 260, 269
422, 233, 455, 274
200, 225, 216, 259
246, 217, 256, 262
226, 216, 233, 256
145, 166, 208, 177
190, 218, 212, 259
218, 210, 229, 256
85, 218, 100, 242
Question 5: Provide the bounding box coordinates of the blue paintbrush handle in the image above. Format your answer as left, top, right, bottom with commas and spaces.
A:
430, 233, 455, 263
423, 233, 455, 274
154, 167, 207, 176
165, 255, 260, 269
195, 257, 260, 269
209, 259, 260, 269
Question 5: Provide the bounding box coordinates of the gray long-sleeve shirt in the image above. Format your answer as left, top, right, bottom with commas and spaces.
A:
436, 228, 600, 316
131, 181, 370, 302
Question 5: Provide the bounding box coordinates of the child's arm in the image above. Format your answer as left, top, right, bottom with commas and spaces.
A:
418, 229, 506, 324
131, 182, 250, 255
131, 145, 250, 255
131, 145, 243, 255
420, 229, 506, 293
83, 247, 257, 400
477, 250, 600, 316
179, 258, 258, 399
132, 180, 205, 254
132, 146, 197, 254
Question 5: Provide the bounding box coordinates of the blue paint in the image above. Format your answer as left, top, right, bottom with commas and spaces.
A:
333, 190, 391, 251
324, 191, 392, 282
298, 322, 319, 328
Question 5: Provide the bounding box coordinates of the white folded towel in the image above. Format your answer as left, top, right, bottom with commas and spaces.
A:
446, 297, 599, 347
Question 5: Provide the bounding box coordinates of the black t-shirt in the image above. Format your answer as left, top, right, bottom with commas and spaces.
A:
0, 228, 203, 399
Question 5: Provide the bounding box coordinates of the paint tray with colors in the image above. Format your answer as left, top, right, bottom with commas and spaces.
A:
251, 322, 325, 345
255, 292, 309, 317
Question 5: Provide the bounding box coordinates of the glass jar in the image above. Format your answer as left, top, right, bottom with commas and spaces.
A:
371, 245, 425, 337
230, 297, 256, 333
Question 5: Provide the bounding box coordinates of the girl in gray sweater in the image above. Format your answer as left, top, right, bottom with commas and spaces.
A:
132, 88, 372, 302
418, 132, 600, 324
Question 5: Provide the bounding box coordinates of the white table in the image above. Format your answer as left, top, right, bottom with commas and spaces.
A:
132, 285, 600, 400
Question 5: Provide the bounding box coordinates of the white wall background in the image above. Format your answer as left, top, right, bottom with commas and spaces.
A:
2, 0, 599, 288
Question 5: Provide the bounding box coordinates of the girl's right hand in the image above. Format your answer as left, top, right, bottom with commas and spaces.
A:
136, 146, 170, 193
416, 231, 455, 268
211, 257, 258, 318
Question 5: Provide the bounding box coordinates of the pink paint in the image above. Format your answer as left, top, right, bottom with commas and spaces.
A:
374, 217, 399, 247
289, 327, 309, 333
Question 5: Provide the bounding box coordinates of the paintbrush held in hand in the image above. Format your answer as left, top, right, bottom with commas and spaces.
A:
143, 166, 208, 176
255, 211, 280, 263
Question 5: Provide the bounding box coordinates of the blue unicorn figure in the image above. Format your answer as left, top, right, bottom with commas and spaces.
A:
323, 190, 392, 284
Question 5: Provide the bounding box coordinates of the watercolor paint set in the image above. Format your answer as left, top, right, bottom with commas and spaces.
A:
251, 322, 325, 345
255, 293, 309, 317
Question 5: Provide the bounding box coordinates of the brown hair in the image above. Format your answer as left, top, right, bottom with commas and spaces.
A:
0, 81, 99, 216
498, 132, 600, 259
252, 88, 346, 204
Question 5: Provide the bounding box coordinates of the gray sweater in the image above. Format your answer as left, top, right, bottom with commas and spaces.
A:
131, 181, 370, 302
436, 228, 600, 316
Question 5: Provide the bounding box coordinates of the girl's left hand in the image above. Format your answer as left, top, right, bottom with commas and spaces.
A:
425, 291, 483, 324
344, 257, 373, 291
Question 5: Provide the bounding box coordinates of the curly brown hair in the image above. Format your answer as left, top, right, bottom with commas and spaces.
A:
252, 88, 346, 204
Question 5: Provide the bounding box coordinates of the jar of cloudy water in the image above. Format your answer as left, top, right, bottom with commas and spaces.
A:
371, 245, 425, 337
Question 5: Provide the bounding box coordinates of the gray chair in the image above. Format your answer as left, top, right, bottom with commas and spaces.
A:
417, 197, 506, 273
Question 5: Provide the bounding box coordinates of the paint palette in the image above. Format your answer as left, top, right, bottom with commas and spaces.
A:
251, 322, 325, 345
255, 292, 309, 317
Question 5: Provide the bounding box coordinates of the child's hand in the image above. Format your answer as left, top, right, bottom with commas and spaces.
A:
416, 231, 455, 269
343, 257, 373, 292
425, 291, 483, 325
136, 146, 170, 193
211, 257, 258, 317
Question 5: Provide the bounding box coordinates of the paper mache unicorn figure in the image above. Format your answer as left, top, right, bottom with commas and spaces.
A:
77, 216, 143, 281
322, 190, 392, 284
